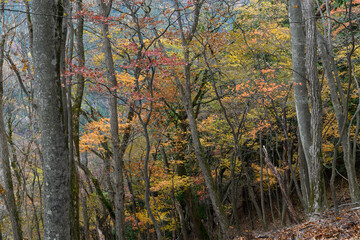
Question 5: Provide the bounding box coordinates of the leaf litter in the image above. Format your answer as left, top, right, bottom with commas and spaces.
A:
235, 202, 360, 239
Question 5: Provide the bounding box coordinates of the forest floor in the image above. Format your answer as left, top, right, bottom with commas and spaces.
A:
234, 202, 360, 240
235, 202, 360, 239
234, 176, 360, 239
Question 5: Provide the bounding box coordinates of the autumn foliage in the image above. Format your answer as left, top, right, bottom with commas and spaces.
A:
1, 0, 360, 239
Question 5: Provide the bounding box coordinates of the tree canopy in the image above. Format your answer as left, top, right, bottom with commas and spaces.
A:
0, 0, 360, 239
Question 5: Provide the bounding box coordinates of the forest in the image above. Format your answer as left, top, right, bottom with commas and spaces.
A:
0, 0, 360, 239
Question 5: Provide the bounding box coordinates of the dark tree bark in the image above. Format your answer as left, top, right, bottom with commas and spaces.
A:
32, 0, 71, 238
65, 8, 81, 239
73, 0, 85, 161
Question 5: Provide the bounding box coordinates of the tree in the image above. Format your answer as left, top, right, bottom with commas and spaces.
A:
2, 0, 360, 238
32, 0, 70, 238
0, 1, 23, 239
316, 0, 360, 203
173, 0, 230, 235
289, 0, 324, 218
97, 0, 126, 238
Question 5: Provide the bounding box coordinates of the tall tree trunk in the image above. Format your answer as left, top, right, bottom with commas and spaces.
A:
66, 14, 81, 240
289, 0, 325, 218
72, 3, 86, 228
302, 0, 325, 218
57, 1, 80, 238
32, 0, 71, 239
73, 0, 85, 162
288, 0, 311, 209
0, 3, 23, 238
97, 1, 126, 239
